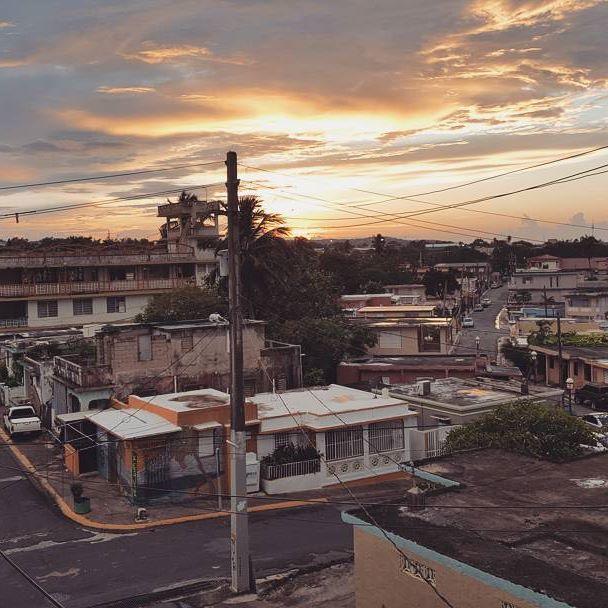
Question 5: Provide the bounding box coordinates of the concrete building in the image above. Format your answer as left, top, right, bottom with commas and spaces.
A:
565, 277, 608, 321
343, 449, 608, 608
533, 343, 608, 388
50, 319, 302, 428
70, 388, 260, 500
383, 284, 426, 304
252, 384, 418, 494
337, 355, 480, 388
508, 268, 579, 306
387, 377, 562, 428
352, 305, 456, 357
339, 293, 394, 316
0, 198, 219, 331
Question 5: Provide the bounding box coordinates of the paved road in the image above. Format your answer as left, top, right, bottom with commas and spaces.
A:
0, 446, 352, 608
455, 285, 509, 361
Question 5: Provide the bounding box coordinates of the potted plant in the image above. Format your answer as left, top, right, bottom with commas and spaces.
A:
70, 482, 91, 514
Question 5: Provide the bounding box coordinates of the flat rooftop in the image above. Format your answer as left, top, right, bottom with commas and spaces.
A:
389, 377, 562, 409
132, 388, 230, 412
348, 450, 608, 608
339, 355, 476, 368
357, 305, 437, 313
534, 343, 608, 362
251, 384, 416, 430
86, 408, 181, 440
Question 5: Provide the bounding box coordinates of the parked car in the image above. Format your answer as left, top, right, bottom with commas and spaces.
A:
462, 317, 474, 328
473, 304, 484, 312
574, 383, 608, 411
3, 405, 42, 437
481, 297, 491, 307
582, 413, 608, 431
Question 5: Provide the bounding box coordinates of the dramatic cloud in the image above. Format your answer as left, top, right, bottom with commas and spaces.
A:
0, 0, 607, 240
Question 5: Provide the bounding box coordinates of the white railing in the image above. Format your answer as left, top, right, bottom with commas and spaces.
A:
0, 277, 195, 297
409, 426, 458, 461
261, 458, 321, 480
326, 429, 364, 461
369, 424, 405, 453
0, 318, 27, 328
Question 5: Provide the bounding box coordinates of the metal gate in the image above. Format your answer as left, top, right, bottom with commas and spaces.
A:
143, 446, 171, 499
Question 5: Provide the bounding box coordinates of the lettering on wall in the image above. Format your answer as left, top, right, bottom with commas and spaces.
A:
400, 555, 436, 587
501, 602, 521, 608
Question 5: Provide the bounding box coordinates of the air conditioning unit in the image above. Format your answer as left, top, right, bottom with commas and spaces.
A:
417, 380, 432, 396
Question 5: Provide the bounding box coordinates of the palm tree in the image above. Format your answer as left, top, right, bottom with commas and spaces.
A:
211, 195, 291, 317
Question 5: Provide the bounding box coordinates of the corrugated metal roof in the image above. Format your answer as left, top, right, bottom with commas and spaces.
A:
86, 408, 181, 440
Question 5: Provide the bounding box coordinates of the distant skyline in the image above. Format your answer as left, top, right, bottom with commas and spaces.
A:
1, 1, 608, 242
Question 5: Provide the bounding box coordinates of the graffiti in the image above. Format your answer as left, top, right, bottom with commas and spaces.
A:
400, 555, 436, 587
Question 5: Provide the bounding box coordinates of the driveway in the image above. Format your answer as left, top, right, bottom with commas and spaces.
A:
456, 285, 509, 361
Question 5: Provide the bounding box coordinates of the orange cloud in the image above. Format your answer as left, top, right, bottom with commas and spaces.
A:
96, 85, 156, 95
469, 0, 603, 32
120, 43, 252, 66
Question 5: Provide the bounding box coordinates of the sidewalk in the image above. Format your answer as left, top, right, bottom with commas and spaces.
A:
1, 428, 414, 531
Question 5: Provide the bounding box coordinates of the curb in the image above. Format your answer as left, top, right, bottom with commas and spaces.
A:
0, 427, 327, 532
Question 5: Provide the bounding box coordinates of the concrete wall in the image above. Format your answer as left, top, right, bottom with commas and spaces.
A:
26, 294, 150, 328
353, 525, 550, 608
367, 326, 452, 357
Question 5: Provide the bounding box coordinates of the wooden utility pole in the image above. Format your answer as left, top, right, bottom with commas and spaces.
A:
557, 313, 563, 388
226, 150, 251, 593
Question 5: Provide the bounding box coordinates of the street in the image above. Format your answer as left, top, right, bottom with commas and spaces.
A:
455, 285, 509, 361
0, 446, 352, 608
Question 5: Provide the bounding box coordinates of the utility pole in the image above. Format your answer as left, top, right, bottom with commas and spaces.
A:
226, 150, 251, 593
557, 313, 563, 389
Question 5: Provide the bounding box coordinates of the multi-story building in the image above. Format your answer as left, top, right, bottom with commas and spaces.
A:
352, 305, 456, 357
49, 319, 302, 430
0, 198, 219, 331
508, 268, 579, 307
564, 277, 608, 321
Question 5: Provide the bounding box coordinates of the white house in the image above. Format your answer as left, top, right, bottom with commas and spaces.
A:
251, 385, 418, 494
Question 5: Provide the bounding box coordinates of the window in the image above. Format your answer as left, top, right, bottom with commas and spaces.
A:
418, 326, 442, 352
73, 298, 93, 315
369, 420, 404, 453
549, 358, 555, 369
37, 300, 58, 318
379, 330, 402, 349
106, 296, 126, 313
137, 334, 152, 361
181, 334, 193, 351
325, 426, 364, 461
584, 364, 592, 381
274, 432, 291, 449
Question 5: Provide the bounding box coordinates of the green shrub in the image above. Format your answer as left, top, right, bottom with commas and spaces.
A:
444, 400, 597, 462
261, 442, 321, 466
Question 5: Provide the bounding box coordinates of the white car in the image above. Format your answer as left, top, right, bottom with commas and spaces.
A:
474, 304, 484, 312
3, 406, 42, 437
462, 317, 474, 328
481, 297, 491, 307
582, 413, 608, 432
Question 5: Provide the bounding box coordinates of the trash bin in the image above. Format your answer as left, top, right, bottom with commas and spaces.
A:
73, 497, 91, 514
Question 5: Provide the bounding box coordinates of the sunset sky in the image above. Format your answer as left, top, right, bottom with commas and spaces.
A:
1, 0, 608, 242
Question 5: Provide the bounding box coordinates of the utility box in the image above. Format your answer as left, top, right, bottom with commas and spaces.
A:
246, 452, 260, 493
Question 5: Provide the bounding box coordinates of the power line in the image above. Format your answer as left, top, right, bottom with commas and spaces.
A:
0, 549, 65, 608
0, 160, 224, 192
0, 182, 225, 222
241, 160, 608, 235
240, 143, 608, 202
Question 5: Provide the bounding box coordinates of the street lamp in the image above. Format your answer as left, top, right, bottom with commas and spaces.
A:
530, 350, 537, 384
566, 377, 574, 415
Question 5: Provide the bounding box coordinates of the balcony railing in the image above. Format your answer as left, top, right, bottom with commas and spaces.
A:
0, 277, 195, 298
0, 318, 28, 328
54, 355, 112, 388
261, 458, 321, 481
